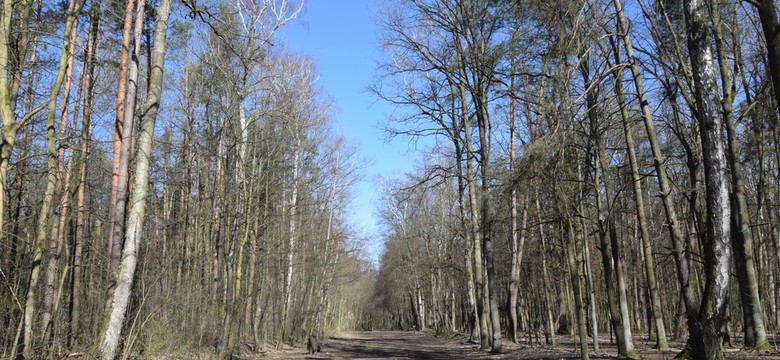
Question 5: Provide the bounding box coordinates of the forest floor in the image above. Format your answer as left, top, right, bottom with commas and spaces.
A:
157, 330, 780, 359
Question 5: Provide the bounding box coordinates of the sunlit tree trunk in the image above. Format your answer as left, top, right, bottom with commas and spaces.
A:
449, 92, 480, 343
458, 80, 488, 350
0, 0, 34, 243
582, 227, 597, 352
710, 1, 768, 348
682, 0, 732, 355
98, 0, 171, 356
22, 0, 84, 355
281, 139, 300, 345
106, 0, 146, 322
583, 58, 636, 358
475, 87, 502, 354
507, 64, 529, 346
564, 209, 589, 360
536, 194, 556, 346
615, 0, 698, 352
611, 0, 670, 349
71, 2, 100, 346
212, 132, 226, 307
41, 16, 79, 345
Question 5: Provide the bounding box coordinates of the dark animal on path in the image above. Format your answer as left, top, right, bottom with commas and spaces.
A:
307, 335, 321, 354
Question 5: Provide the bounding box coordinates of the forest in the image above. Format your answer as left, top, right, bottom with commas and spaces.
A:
0, 0, 779, 359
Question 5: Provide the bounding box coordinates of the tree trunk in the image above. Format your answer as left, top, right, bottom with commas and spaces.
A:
682, 0, 732, 356
615, 0, 699, 351
451, 94, 480, 344
280, 140, 301, 346
710, 0, 769, 348
507, 49, 528, 345
565, 216, 590, 360
212, 132, 226, 307
22, 0, 84, 355
616, 69, 669, 352
611, 0, 670, 349
71, 2, 100, 345
97, 0, 171, 356
475, 91, 502, 354
582, 229, 598, 352
536, 194, 556, 346
106, 0, 134, 285
0, 0, 34, 243
459, 81, 488, 350
41, 16, 79, 345
751, 0, 780, 119
107, 0, 146, 310
583, 58, 636, 358
508, 69, 519, 344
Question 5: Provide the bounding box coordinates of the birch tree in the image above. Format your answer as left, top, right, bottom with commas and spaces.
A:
98, 0, 172, 357
681, 0, 731, 356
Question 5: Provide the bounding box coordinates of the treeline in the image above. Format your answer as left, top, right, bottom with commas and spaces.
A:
369, 0, 780, 359
0, 0, 372, 359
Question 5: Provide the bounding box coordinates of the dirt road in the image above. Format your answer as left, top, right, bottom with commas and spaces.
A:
292, 331, 780, 360
307, 331, 497, 359
160, 331, 779, 359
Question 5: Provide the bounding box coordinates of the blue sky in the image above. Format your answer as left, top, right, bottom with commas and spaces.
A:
279, 0, 415, 264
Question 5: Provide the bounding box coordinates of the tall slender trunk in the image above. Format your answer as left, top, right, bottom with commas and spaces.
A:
107, 0, 146, 309
7, 37, 38, 306
218, 101, 254, 359
22, 1, 84, 356
450, 93, 479, 343
614, 0, 698, 351
97, 0, 171, 356
580, 62, 604, 354
212, 132, 226, 307
71, 2, 100, 345
710, 0, 768, 348
253, 176, 271, 347
458, 81, 488, 349
682, 0, 732, 356
592, 188, 629, 355
461, 158, 480, 342
106, 0, 135, 284
41, 17, 79, 345
508, 48, 521, 344
565, 214, 589, 360
281, 140, 300, 345
611, 0, 670, 349
475, 89, 501, 354
536, 193, 556, 346
751, 0, 780, 119
0, 0, 34, 243
582, 229, 598, 352
615, 62, 669, 352
583, 59, 636, 357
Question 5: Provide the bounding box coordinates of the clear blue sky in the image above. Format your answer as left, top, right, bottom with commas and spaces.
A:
279, 0, 416, 264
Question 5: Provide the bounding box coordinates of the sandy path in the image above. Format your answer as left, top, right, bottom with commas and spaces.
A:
307, 331, 493, 359
297, 331, 780, 360
158, 331, 780, 359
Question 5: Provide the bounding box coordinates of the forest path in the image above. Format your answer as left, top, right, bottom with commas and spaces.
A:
157, 331, 780, 359
294, 330, 613, 359
309, 331, 490, 359
285, 331, 780, 360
